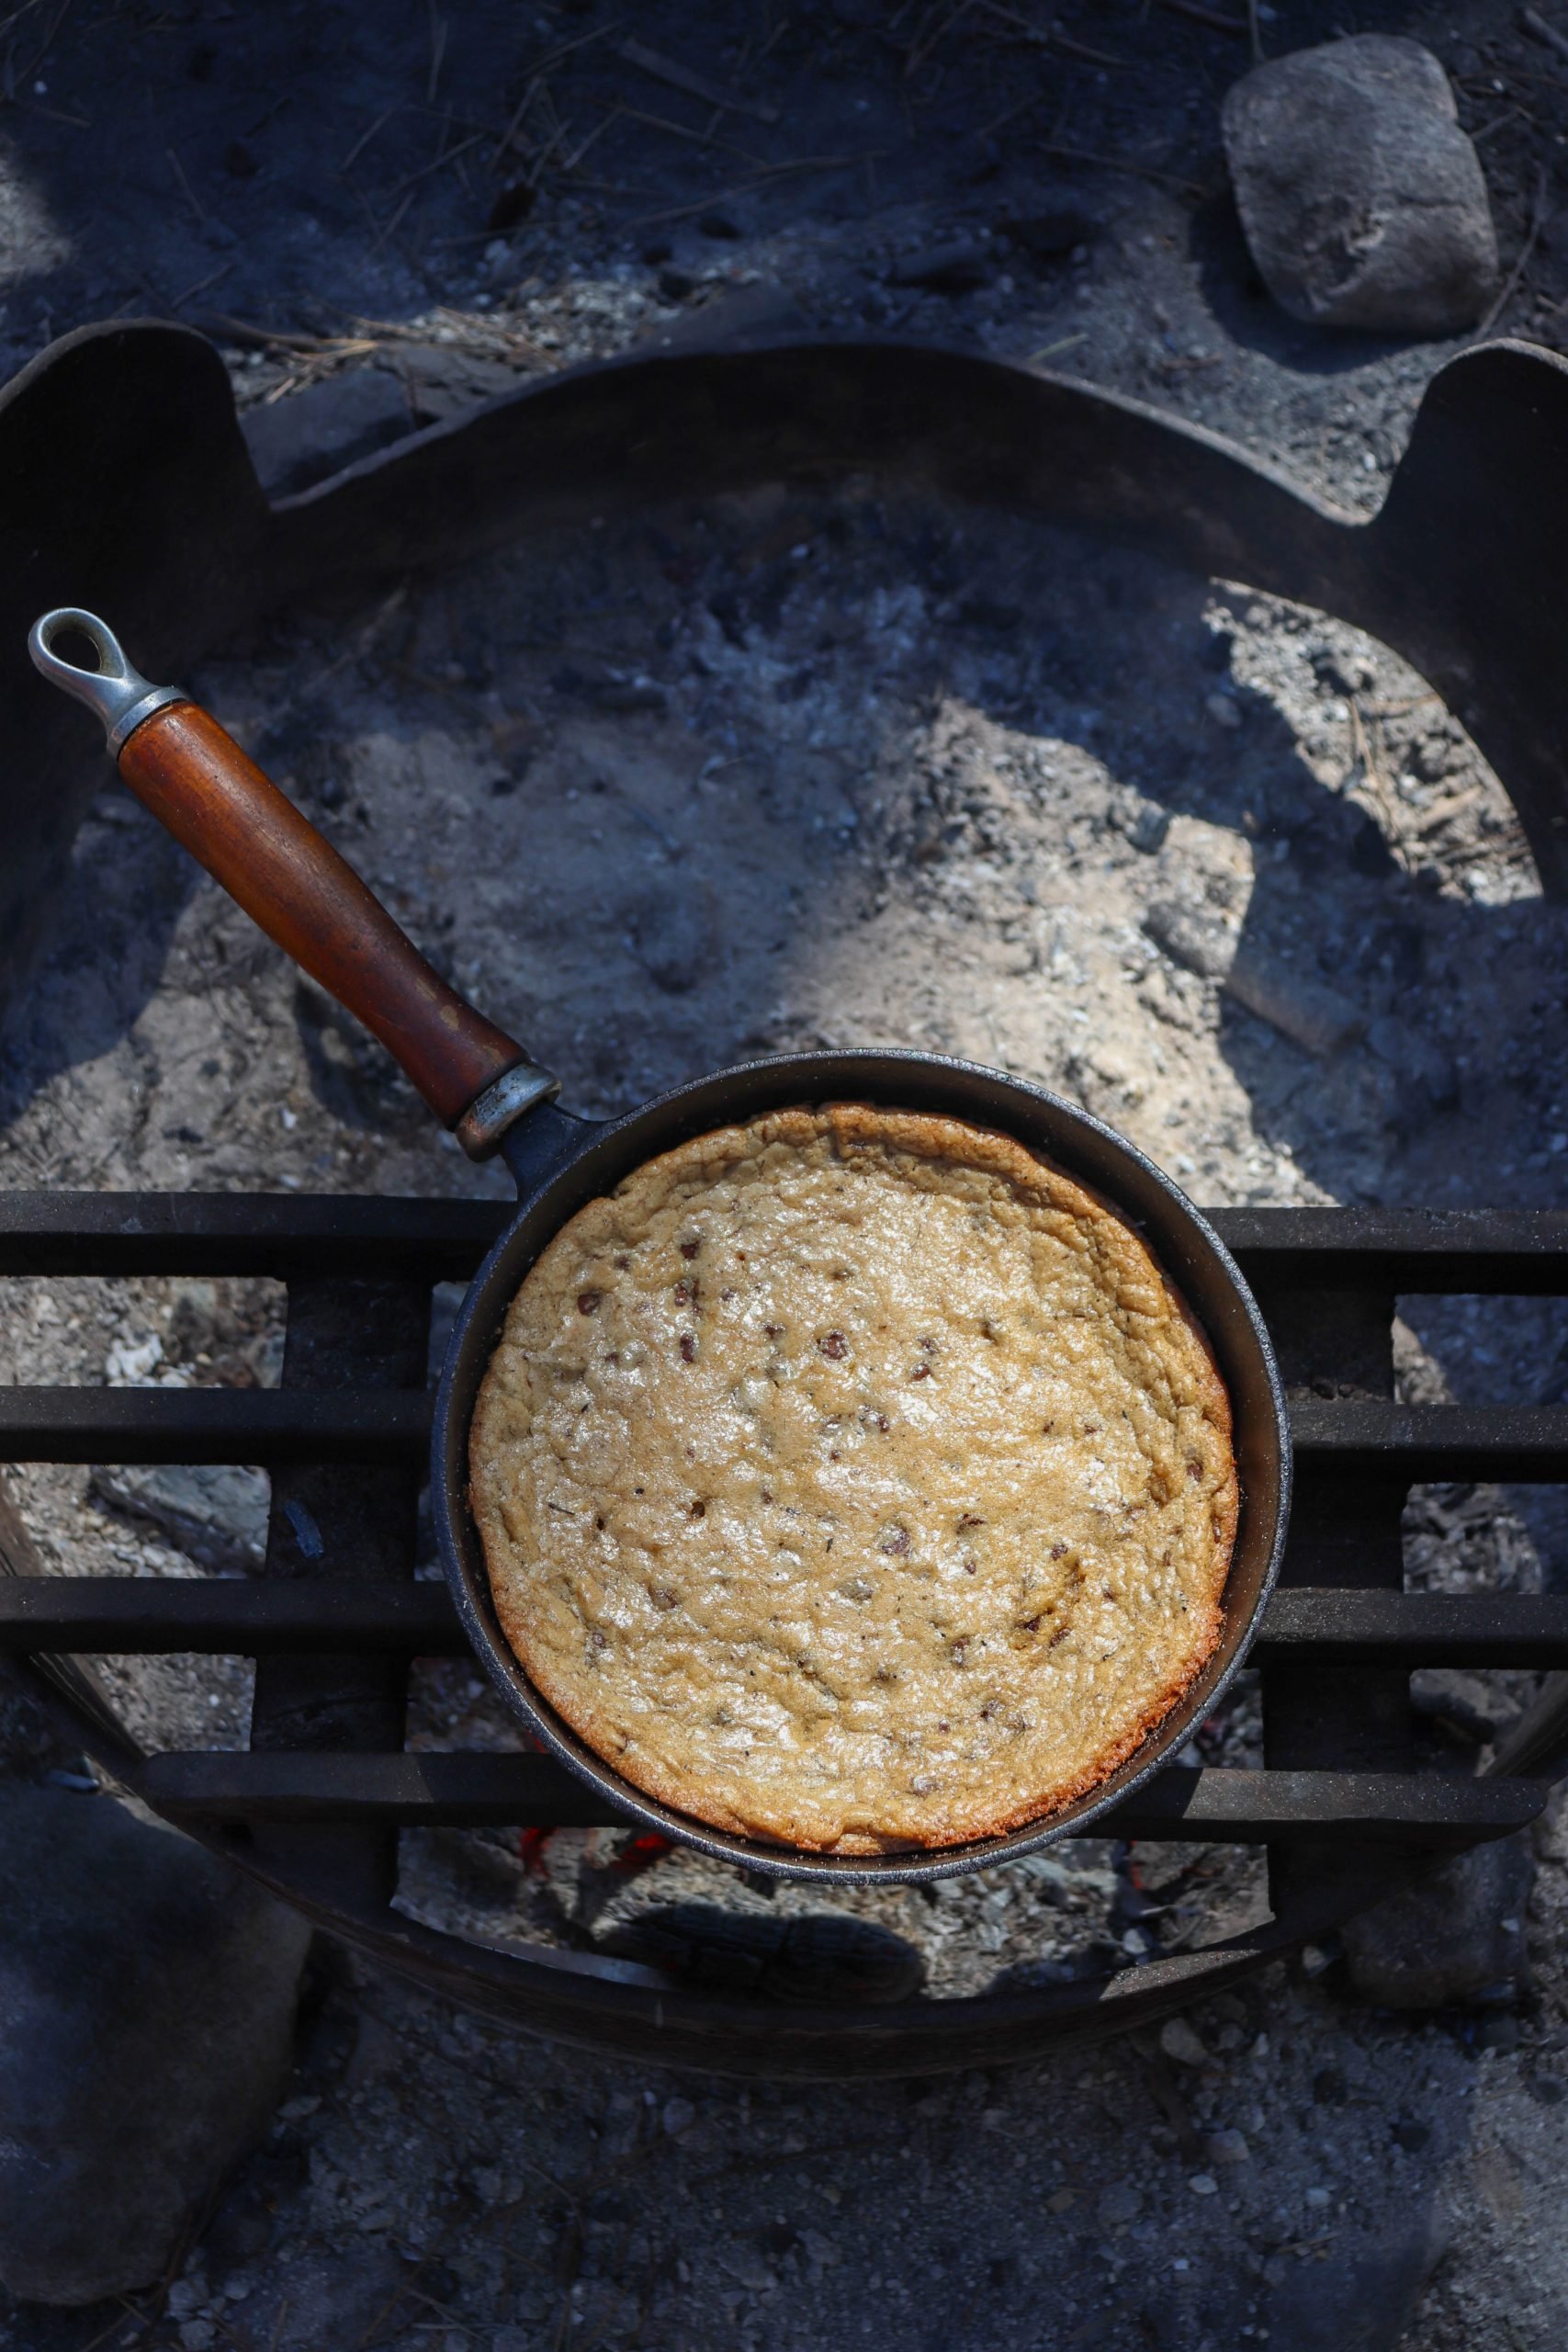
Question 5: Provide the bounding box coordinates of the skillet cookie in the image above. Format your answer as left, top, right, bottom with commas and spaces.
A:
469, 1103, 1237, 1853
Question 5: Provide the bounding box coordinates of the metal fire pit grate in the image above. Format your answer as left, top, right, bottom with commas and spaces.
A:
5, 319, 1568, 2073
4, 1191, 1566, 2076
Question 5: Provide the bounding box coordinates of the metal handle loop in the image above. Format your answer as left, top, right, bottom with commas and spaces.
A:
28, 607, 187, 756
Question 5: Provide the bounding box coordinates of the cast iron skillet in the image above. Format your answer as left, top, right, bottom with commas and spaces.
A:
30, 607, 1292, 1885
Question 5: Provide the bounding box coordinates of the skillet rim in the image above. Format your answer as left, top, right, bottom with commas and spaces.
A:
433, 1047, 1291, 1886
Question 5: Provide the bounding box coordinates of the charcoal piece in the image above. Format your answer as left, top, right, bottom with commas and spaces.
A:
604, 1903, 925, 2003
887, 241, 990, 292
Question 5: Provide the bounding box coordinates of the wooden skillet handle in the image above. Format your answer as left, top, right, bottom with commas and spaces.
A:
29, 610, 557, 1152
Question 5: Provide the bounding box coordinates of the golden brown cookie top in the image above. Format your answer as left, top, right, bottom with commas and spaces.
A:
469, 1104, 1236, 1853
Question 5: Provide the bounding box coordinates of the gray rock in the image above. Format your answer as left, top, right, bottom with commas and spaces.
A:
240, 367, 414, 498
1341, 1833, 1533, 2008
1144, 902, 1363, 1055
0, 1785, 310, 2304
89, 1461, 270, 1574
1265, 2207, 1447, 2350
1222, 36, 1498, 334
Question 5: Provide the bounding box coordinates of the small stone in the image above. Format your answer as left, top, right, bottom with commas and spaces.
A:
1097, 2180, 1142, 2228
1205, 690, 1243, 729
0, 1786, 310, 2305
1188, 2173, 1219, 2198
1206, 2128, 1250, 2165
1159, 2016, 1210, 2068
662, 2096, 696, 2138
178, 2324, 216, 2352
1528, 2073, 1567, 2106
659, 265, 697, 300
1476, 2011, 1521, 2053
1341, 1836, 1533, 2009
1305, 2186, 1333, 2211
1222, 36, 1497, 333
1048, 2187, 1077, 2213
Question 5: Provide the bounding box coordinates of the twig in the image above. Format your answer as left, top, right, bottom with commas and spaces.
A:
1471, 106, 1528, 144
618, 35, 780, 123
1037, 139, 1212, 198
974, 0, 1123, 65
611, 100, 760, 163
368, 188, 415, 257
1522, 6, 1568, 67
388, 124, 485, 198
425, 0, 447, 105
905, 0, 972, 78
493, 12, 624, 164
341, 100, 400, 171
1028, 330, 1088, 361
630, 151, 881, 226
1477, 161, 1551, 336
165, 145, 205, 224
1247, 0, 1264, 62
170, 259, 233, 310
1156, 0, 1248, 29
192, 311, 333, 352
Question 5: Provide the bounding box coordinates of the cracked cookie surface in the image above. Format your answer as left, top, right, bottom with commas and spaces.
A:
470, 1104, 1236, 1852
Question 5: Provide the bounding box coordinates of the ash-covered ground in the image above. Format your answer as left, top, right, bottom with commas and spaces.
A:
5, 1, 1568, 2347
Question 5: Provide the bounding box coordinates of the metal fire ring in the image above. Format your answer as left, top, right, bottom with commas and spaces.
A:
1, 321, 1567, 2075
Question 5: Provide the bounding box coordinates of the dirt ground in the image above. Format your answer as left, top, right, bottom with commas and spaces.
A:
5, 2, 1568, 2348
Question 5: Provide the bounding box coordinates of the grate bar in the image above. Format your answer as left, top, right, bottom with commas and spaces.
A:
7, 1578, 1568, 1667
0, 1386, 429, 1463
2, 1196, 1568, 1290
6, 1386, 1568, 1479
0, 1192, 505, 1280
136, 1751, 1543, 1845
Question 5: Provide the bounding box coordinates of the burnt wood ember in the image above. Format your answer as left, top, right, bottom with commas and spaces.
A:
2, 1189, 1562, 2075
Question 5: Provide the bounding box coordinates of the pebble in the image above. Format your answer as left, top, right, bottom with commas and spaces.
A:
1222, 35, 1497, 333
1097, 2181, 1143, 2228
1188, 2174, 1219, 2198
1305, 2187, 1333, 2211
1207, 2129, 1251, 2165
662, 2096, 696, 2138
1159, 2017, 1210, 2068
1205, 690, 1243, 729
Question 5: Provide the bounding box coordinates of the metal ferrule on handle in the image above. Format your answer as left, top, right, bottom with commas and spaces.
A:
28, 608, 188, 755
28, 608, 559, 1159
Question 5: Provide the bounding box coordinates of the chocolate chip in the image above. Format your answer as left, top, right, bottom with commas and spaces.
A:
680, 1239, 701, 1259
649, 1584, 678, 1611
691, 1499, 705, 1517
881, 1525, 910, 1556
673, 1279, 693, 1306
820, 1331, 848, 1360
679, 1333, 697, 1363
1050, 1543, 1068, 1559
577, 1292, 601, 1315
910, 1363, 931, 1380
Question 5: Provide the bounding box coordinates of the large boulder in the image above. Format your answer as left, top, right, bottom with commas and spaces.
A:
1222, 36, 1498, 334
0, 1784, 310, 2305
